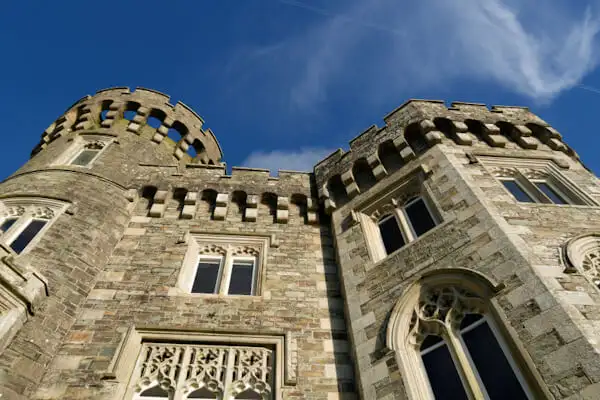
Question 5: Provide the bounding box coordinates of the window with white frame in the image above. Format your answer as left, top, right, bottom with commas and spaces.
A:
387, 280, 538, 400
178, 234, 270, 296
129, 342, 274, 399
355, 167, 441, 262
0, 198, 67, 254
370, 196, 439, 260
486, 161, 591, 206
54, 135, 112, 167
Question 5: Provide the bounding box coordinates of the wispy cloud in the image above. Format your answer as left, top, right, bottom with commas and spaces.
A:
241, 147, 335, 173
233, 0, 600, 108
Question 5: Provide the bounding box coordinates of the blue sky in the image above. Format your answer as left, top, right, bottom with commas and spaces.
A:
2, 0, 600, 178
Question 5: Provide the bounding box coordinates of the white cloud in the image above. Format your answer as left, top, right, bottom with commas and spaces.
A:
242, 0, 600, 108
241, 148, 335, 173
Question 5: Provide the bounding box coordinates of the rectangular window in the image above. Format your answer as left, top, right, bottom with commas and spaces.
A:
378, 215, 405, 255
191, 257, 223, 294
404, 198, 437, 237
70, 149, 101, 166
228, 258, 256, 295
501, 180, 535, 203
533, 181, 569, 205
0, 218, 17, 233
9, 220, 47, 254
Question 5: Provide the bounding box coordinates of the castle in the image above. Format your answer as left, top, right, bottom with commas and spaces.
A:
0, 87, 599, 399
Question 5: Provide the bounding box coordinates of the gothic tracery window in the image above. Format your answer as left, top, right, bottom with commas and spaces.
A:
387, 275, 537, 400
130, 343, 274, 399
409, 286, 530, 399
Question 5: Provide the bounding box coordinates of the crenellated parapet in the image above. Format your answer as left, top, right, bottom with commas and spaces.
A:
128, 165, 320, 225
314, 99, 578, 214
31, 87, 223, 165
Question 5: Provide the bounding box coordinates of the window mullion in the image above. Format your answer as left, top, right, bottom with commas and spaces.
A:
218, 249, 231, 294
173, 346, 192, 400
395, 208, 414, 243
445, 329, 488, 400
515, 170, 549, 204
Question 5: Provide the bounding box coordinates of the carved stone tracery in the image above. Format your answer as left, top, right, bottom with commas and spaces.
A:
565, 234, 600, 288
133, 343, 273, 399
408, 286, 484, 347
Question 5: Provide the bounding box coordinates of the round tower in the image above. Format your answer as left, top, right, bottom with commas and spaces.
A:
0, 87, 223, 397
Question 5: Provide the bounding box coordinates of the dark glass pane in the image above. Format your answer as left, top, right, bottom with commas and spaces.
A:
405, 198, 436, 237
140, 385, 169, 398
10, 220, 47, 254
228, 259, 255, 295
421, 335, 443, 351
378, 216, 405, 255
535, 182, 568, 205
502, 180, 535, 203
188, 387, 217, 398
71, 149, 99, 166
235, 389, 261, 399
0, 218, 17, 233
191, 259, 221, 294
421, 341, 468, 400
462, 322, 528, 399
124, 110, 137, 120
459, 313, 484, 330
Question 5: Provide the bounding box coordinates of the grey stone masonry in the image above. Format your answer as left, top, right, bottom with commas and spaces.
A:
1, 90, 600, 399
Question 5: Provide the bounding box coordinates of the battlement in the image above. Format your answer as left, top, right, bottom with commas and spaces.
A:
31, 87, 223, 166
314, 99, 576, 214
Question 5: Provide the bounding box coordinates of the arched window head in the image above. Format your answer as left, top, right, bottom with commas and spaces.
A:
387, 271, 534, 400
565, 233, 600, 288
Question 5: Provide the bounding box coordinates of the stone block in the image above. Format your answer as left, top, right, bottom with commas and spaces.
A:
181, 205, 195, 219
245, 207, 257, 222
276, 209, 289, 223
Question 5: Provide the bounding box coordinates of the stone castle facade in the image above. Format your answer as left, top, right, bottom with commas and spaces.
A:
0, 87, 599, 399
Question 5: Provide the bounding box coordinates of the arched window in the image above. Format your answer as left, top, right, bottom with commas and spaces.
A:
387, 272, 536, 400
565, 233, 600, 288
375, 196, 438, 257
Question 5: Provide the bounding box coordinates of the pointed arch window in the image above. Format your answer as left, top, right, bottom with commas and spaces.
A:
387, 273, 542, 400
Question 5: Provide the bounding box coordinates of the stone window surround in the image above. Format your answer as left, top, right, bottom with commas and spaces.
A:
174, 232, 276, 297
564, 233, 600, 289
0, 197, 68, 255
478, 155, 597, 207
103, 327, 298, 400
53, 133, 115, 168
386, 269, 552, 400
352, 165, 443, 263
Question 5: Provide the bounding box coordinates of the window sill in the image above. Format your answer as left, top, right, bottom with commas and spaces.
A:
512, 202, 600, 209
168, 287, 262, 299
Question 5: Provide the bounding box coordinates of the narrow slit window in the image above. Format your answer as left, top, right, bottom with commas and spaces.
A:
420, 336, 468, 400
501, 180, 535, 203
191, 257, 223, 294
378, 215, 405, 255
404, 198, 436, 237
0, 218, 18, 233
460, 315, 528, 399
228, 258, 256, 295
9, 219, 47, 254
533, 181, 569, 205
